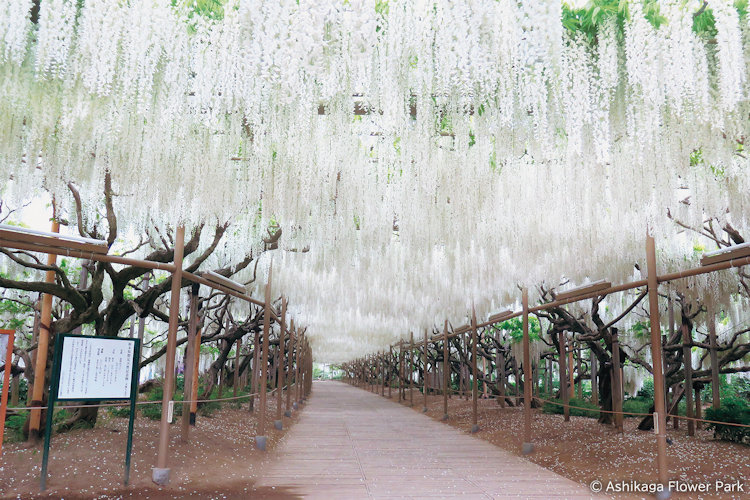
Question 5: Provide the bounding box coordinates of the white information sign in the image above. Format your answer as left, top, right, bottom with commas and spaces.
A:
58, 337, 134, 400
0, 335, 7, 369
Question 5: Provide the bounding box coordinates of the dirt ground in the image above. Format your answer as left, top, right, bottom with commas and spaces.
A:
0, 396, 303, 499
387, 387, 749, 500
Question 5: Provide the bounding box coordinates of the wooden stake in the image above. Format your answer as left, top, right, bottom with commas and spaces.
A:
153, 225, 185, 485
646, 234, 669, 488
28, 216, 59, 440
276, 297, 286, 427
522, 289, 532, 453
256, 262, 273, 448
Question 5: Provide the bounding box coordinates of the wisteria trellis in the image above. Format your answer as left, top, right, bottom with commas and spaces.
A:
1, 0, 749, 361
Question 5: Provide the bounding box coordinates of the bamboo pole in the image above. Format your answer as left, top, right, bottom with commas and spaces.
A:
646, 234, 669, 489
153, 225, 185, 486
522, 288, 533, 454
256, 262, 273, 450
28, 216, 59, 441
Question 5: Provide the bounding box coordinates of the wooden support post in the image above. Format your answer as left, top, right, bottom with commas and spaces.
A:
181, 284, 199, 442
576, 347, 582, 399
397, 348, 402, 402
707, 304, 721, 409
295, 326, 301, 406
680, 321, 695, 436
497, 338, 506, 407
275, 297, 286, 430
28, 217, 59, 441
611, 330, 623, 433
559, 331, 569, 422
668, 294, 677, 429
285, 320, 294, 416
10, 361, 19, 408
423, 330, 428, 411
568, 345, 575, 395
251, 327, 260, 410
462, 332, 468, 400
233, 337, 242, 398
256, 263, 273, 450
695, 386, 702, 430
409, 332, 414, 406
590, 352, 598, 405
471, 307, 479, 433
442, 320, 449, 420
388, 352, 392, 399
646, 234, 669, 489
189, 313, 202, 426
522, 288, 533, 453
153, 225, 185, 485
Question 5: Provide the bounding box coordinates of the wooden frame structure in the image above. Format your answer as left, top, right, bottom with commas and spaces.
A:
345, 235, 750, 490
0, 223, 303, 487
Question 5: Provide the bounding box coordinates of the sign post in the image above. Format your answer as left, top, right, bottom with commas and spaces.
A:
0, 329, 15, 456
41, 334, 140, 490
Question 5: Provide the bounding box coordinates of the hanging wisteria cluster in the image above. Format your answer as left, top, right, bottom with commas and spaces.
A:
1, 0, 749, 362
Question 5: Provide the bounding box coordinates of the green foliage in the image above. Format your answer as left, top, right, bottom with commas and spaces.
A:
542, 397, 600, 418
198, 400, 221, 417
705, 396, 750, 444
3, 411, 28, 443
109, 405, 131, 418
623, 397, 652, 417
493, 316, 541, 343
629, 320, 650, 339
561, 0, 746, 43
637, 379, 654, 399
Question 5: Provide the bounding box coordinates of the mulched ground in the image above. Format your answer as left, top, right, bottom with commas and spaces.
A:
387, 387, 748, 499
0, 396, 302, 499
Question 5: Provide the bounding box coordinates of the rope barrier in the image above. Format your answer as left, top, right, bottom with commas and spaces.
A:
5, 385, 293, 412
426, 390, 750, 428
667, 412, 750, 429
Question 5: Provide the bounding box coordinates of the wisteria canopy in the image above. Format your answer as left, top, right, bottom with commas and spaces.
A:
1, 0, 749, 362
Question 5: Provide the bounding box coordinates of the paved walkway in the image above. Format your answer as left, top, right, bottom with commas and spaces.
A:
258, 381, 596, 499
